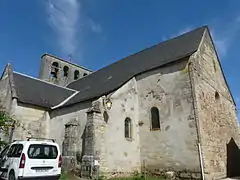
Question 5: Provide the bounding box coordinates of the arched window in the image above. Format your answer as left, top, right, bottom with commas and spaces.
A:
215, 91, 220, 100
63, 66, 69, 77
83, 73, 88, 77
51, 62, 59, 78
213, 60, 217, 72
151, 107, 160, 130
124, 118, 132, 139
103, 111, 109, 123
74, 70, 80, 80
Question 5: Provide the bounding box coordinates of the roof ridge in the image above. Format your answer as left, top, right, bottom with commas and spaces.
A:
67, 25, 208, 89
13, 71, 77, 92
127, 25, 207, 59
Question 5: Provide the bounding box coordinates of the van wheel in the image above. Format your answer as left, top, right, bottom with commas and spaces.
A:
8, 171, 15, 180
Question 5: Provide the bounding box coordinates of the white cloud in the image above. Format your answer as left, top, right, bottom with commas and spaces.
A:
210, 17, 240, 58
46, 0, 80, 57
162, 26, 193, 42
169, 25, 230, 57
165, 14, 240, 58
88, 19, 102, 33
235, 96, 240, 103
236, 16, 240, 22
45, 0, 102, 60
210, 29, 230, 57
175, 27, 193, 37
215, 39, 228, 57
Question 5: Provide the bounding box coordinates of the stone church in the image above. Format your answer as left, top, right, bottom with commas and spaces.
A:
0, 26, 239, 179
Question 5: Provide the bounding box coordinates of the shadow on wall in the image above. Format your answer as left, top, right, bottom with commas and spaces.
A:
62, 123, 86, 162
81, 126, 86, 161
227, 137, 240, 177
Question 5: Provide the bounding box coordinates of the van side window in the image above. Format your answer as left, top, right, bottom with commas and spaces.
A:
0, 145, 10, 157
7, 144, 23, 158
14, 144, 23, 157
7, 145, 16, 157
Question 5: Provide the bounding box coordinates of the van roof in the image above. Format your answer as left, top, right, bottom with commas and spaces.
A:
11, 140, 59, 147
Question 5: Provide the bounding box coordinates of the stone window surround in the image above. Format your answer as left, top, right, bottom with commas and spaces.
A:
124, 117, 132, 141
150, 106, 161, 131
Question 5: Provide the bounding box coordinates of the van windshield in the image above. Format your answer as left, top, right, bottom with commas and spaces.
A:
27, 144, 58, 159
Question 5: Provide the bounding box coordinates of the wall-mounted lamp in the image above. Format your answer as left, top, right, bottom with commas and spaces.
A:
105, 98, 112, 110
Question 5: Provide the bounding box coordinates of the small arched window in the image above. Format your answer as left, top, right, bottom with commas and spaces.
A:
52, 62, 58, 68
151, 107, 160, 130
63, 66, 69, 77
74, 70, 80, 80
215, 91, 220, 100
124, 118, 132, 139
51, 62, 59, 78
103, 111, 109, 123
83, 73, 88, 77
213, 60, 217, 72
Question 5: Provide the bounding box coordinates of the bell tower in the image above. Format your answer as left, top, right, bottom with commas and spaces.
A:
38, 53, 92, 87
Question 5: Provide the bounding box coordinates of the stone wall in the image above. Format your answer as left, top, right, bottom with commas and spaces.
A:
0, 66, 14, 112
136, 59, 201, 174
0, 73, 12, 142
49, 101, 92, 168
95, 78, 141, 174
191, 30, 240, 179
12, 102, 49, 140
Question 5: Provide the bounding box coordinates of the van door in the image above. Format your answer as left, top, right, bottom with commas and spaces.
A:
9, 144, 24, 177
23, 143, 59, 177
4, 145, 16, 171
0, 145, 10, 167
0, 145, 10, 178
4, 144, 23, 177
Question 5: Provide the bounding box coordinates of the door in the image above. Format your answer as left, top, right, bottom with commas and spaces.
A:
0, 145, 10, 178
23, 143, 59, 177
1, 144, 23, 179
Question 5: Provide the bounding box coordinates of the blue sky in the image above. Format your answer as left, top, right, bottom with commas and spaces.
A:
0, 0, 239, 113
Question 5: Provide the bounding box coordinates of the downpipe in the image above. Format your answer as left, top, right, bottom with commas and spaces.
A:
8, 122, 15, 143
198, 142, 205, 180
187, 61, 205, 180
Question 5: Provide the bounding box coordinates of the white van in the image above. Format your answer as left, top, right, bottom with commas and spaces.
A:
0, 137, 62, 180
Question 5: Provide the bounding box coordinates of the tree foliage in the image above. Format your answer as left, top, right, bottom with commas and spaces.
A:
0, 105, 15, 148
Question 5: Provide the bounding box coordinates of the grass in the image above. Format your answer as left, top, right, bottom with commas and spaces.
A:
60, 171, 164, 180
109, 177, 163, 180
105, 173, 165, 180
108, 177, 164, 180
60, 171, 81, 180
59, 171, 67, 180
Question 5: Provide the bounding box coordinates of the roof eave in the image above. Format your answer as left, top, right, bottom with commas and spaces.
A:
17, 100, 51, 110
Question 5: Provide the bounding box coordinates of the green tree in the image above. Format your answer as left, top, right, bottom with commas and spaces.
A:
0, 105, 15, 148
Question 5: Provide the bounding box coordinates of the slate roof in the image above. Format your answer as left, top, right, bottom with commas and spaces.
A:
64, 26, 207, 106
12, 72, 76, 108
